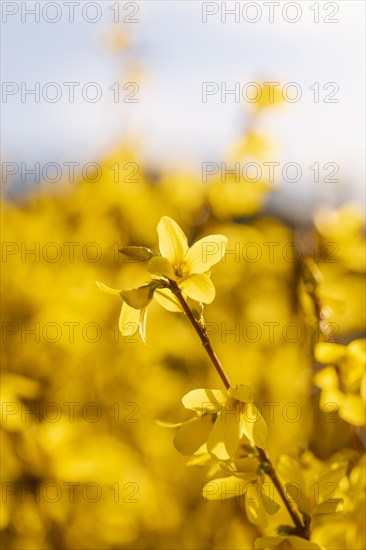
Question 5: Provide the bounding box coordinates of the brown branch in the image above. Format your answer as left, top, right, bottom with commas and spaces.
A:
169, 280, 231, 390
169, 281, 309, 539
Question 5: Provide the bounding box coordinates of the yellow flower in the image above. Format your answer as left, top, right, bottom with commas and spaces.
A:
277, 454, 347, 518
173, 385, 268, 459
96, 216, 227, 342
314, 339, 366, 426
147, 216, 227, 304
95, 280, 163, 343
203, 472, 280, 527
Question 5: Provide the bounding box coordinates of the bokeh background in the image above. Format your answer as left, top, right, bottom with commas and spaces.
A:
1, 1, 365, 549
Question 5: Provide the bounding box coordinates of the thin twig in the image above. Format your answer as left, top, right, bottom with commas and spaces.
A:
169, 280, 309, 539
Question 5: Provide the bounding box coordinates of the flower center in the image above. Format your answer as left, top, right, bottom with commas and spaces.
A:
174, 261, 186, 278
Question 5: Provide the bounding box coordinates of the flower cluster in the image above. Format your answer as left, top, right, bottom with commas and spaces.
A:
314, 340, 365, 427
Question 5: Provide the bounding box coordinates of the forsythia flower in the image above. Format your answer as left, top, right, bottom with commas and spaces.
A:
277, 453, 347, 517
96, 216, 227, 342
202, 457, 280, 527
147, 216, 227, 304
95, 280, 164, 343
173, 385, 268, 459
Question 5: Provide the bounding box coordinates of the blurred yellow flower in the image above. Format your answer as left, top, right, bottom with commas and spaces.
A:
253, 83, 285, 111
277, 454, 347, 518
314, 340, 366, 426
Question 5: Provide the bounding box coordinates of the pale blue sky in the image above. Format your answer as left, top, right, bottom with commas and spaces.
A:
1, 0, 365, 211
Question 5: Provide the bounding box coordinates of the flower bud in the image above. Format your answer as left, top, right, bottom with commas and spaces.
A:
119, 245, 158, 262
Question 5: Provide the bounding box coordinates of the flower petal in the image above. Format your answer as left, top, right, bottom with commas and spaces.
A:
155, 419, 183, 428
120, 285, 154, 310
184, 235, 228, 274
261, 491, 281, 515
179, 274, 215, 303
222, 457, 259, 481
157, 216, 188, 265
340, 394, 365, 426
313, 366, 338, 390
186, 451, 212, 466
118, 302, 140, 336
202, 476, 249, 501
313, 499, 342, 515
207, 407, 242, 460
95, 281, 120, 296
245, 487, 268, 526
276, 455, 310, 515
242, 404, 268, 448
148, 256, 176, 279
154, 289, 182, 312
315, 342, 347, 364
228, 384, 254, 403
173, 416, 213, 455
139, 308, 147, 344
182, 389, 227, 411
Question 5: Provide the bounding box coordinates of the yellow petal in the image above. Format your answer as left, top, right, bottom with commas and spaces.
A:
182, 389, 227, 411
95, 281, 120, 296
261, 491, 281, 515
314, 366, 338, 390
313, 499, 342, 515
277, 455, 305, 489
313, 462, 348, 504
147, 256, 176, 279
155, 419, 183, 428
118, 302, 140, 336
340, 394, 365, 426
242, 404, 268, 448
207, 407, 242, 460
184, 235, 227, 274
139, 308, 147, 344
173, 416, 213, 455
276, 455, 311, 515
228, 384, 254, 403
245, 487, 268, 527
120, 285, 154, 310
223, 458, 259, 481
361, 373, 366, 402
157, 216, 188, 265
154, 289, 182, 312
179, 274, 215, 303
202, 476, 249, 501
315, 343, 347, 364
347, 339, 366, 364
186, 451, 212, 466
319, 387, 343, 411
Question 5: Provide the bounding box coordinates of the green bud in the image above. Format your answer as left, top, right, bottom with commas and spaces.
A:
277, 524, 297, 536
119, 245, 158, 262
